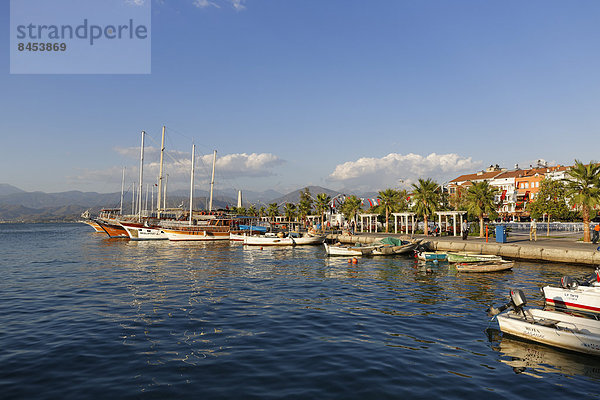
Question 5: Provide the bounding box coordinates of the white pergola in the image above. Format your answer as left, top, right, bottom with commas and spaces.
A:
391, 212, 416, 235
435, 211, 467, 236
358, 213, 379, 233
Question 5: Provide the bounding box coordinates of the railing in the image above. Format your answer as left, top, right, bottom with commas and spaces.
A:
493, 222, 589, 232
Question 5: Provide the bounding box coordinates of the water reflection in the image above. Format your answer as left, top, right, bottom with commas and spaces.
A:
487, 328, 600, 380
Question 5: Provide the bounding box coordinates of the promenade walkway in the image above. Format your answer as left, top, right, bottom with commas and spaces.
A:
328, 230, 600, 267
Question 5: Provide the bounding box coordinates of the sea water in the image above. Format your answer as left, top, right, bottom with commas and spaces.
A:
1, 223, 598, 399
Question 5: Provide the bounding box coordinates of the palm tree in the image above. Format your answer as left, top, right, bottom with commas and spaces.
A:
259, 206, 266, 218
315, 193, 331, 230
563, 160, 600, 242
340, 195, 362, 228
246, 204, 257, 217
284, 203, 297, 224
411, 178, 440, 236
298, 188, 313, 224
378, 188, 400, 233
464, 181, 498, 237
267, 203, 279, 223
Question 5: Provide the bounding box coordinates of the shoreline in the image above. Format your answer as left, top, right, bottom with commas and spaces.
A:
328, 232, 600, 267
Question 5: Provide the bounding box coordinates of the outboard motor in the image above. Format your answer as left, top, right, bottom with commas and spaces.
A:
487, 289, 527, 317
560, 275, 578, 289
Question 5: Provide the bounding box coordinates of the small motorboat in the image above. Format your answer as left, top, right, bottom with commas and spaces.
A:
244, 232, 325, 246
488, 289, 600, 356
371, 237, 419, 255
542, 268, 600, 316
323, 242, 375, 256
456, 260, 513, 273
447, 252, 502, 263
416, 251, 448, 261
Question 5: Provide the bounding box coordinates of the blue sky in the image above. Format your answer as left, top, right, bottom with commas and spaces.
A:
2, 0, 600, 195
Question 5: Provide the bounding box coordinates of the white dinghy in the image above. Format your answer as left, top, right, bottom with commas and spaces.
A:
543, 268, 600, 316
488, 289, 600, 356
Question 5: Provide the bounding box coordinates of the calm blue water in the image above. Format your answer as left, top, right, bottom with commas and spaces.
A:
1, 223, 599, 399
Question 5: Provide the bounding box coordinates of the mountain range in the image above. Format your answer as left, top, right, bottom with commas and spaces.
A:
0, 184, 375, 222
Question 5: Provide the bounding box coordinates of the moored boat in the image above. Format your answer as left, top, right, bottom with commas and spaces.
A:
82, 219, 104, 233
489, 289, 600, 356
543, 269, 600, 316
456, 260, 513, 273
162, 218, 232, 241
244, 232, 325, 246
447, 253, 502, 263
95, 218, 129, 239
119, 221, 168, 240
324, 242, 374, 256
371, 237, 419, 255
417, 252, 448, 261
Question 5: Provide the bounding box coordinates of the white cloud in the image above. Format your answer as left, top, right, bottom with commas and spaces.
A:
70, 150, 284, 190
192, 0, 245, 10
329, 153, 482, 191
193, 0, 220, 8
230, 0, 246, 10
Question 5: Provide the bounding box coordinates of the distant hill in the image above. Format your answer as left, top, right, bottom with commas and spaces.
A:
0, 184, 359, 222
0, 184, 26, 196
270, 186, 342, 205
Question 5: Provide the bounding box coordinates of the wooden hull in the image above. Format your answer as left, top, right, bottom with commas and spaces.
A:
162, 227, 230, 241
95, 219, 129, 238
456, 261, 513, 273
497, 308, 600, 356
543, 285, 600, 315
372, 242, 418, 255
447, 253, 502, 263
82, 220, 104, 233
119, 221, 168, 241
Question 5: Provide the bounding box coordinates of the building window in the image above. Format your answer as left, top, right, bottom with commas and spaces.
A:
525, 182, 529, 189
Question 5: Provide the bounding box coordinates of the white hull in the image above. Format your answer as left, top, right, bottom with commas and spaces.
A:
120, 223, 168, 240
244, 234, 325, 246
162, 228, 230, 241
497, 308, 600, 356
323, 242, 374, 256
543, 285, 600, 315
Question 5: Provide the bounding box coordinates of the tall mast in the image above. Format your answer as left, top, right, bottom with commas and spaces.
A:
120, 167, 125, 215
145, 183, 149, 214
157, 125, 165, 216
189, 144, 195, 225
138, 131, 145, 221
209, 150, 217, 212
131, 185, 135, 214
164, 174, 168, 211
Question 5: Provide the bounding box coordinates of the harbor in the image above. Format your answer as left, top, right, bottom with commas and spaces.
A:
329, 231, 600, 266
2, 222, 600, 399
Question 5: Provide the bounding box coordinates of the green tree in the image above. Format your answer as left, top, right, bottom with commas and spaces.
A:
284, 203, 297, 223
526, 179, 570, 224
563, 160, 600, 242
315, 193, 331, 230
340, 195, 362, 226
258, 206, 266, 218
411, 178, 440, 235
464, 181, 499, 237
298, 187, 313, 223
378, 188, 400, 233
267, 203, 279, 223
246, 204, 257, 216
233, 206, 246, 215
